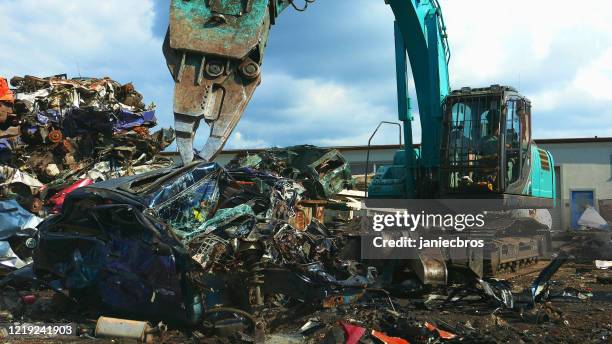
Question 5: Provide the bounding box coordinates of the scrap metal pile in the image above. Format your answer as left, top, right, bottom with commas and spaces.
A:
0, 140, 390, 340
0, 74, 175, 272
30, 159, 362, 323
0, 74, 175, 216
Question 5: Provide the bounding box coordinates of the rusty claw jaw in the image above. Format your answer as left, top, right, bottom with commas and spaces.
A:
164, 36, 262, 165
171, 67, 260, 165
196, 136, 225, 162
174, 113, 200, 165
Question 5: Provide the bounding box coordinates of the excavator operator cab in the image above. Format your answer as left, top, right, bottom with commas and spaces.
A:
440, 85, 534, 199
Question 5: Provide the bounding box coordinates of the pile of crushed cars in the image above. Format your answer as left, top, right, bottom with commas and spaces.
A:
0, 76, 606, 343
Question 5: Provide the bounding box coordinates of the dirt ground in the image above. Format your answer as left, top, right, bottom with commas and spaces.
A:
409, 262, 612, 343
263, 262, 612, 344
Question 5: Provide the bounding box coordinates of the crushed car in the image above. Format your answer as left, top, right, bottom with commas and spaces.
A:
10, 158, 363, 330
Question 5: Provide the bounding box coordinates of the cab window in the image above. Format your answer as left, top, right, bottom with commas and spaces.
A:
504, 100, 521, 184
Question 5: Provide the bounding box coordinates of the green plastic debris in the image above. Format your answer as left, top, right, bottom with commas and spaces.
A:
182, 203, 255, 241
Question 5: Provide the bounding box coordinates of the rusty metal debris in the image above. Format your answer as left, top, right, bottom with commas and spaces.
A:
227, 145, 355, 200
94, 316, 166, 343
2, 74, 174, 177
0, 74, 178, 299
15, 159, 364, 325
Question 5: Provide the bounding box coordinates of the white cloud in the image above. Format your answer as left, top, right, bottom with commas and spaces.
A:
232, 71, 412, 146
273, 75, 388, 126
226, 131, 268, 149
442, 0, 612, 87
531, 47, 612, 115
0, 1, 159, 74
573, 48, 612, 101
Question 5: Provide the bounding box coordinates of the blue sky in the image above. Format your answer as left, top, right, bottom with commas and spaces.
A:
1, 0, 611, 150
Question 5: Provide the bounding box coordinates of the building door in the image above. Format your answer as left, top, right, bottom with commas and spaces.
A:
571, 190, 595, 229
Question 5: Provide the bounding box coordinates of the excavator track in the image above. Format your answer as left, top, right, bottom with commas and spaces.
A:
483, 235, 548, 277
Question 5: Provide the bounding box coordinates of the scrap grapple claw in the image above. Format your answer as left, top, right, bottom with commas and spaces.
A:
163, 0, 276, 165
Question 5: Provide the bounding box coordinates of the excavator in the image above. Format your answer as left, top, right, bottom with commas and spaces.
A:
162, 0, 556, 282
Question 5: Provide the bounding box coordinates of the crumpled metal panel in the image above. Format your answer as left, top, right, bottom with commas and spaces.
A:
183, 203, 255, 240
0, 199, 43, 238
144, 163, 222, 208
63, 108, 157, 137
0, 241, 29, 269
227, 145, 355, 199
0, 200, 42, 270
0, 166, 44, 188
46, 178, 94, 214
75, 162, 226, 237
155, 166, 223, 236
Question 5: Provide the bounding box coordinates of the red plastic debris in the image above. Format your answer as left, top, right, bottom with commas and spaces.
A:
340, 321, 366, 344
21, 294, 36, 305
47, 178, 94, 213
371, 330, 411, 344
424, 322, 457, 340
0, 77, 13, 103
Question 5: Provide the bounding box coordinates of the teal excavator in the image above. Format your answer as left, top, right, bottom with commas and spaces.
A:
163, 0, 556, 280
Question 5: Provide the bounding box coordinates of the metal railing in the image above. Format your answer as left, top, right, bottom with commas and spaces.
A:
365, 121, 403, 197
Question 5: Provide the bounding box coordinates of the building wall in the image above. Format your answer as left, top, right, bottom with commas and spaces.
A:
538, 141, 612, 230
335, 147, 397, 174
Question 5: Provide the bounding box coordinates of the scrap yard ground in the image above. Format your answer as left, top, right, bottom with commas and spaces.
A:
3, 262, 611, 343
